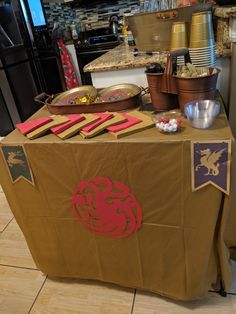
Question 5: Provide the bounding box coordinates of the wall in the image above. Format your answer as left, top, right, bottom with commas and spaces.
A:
75, 0, 140, 30
43, 0, 140, 30
43, 2, 77, 29
215, 57, 231, 107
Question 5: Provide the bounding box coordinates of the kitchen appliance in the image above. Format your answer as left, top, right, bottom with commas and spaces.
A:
21, 0, 66, 94
0, 0, 43, 136
75, 28, 120, 85
0, 0, 65, 136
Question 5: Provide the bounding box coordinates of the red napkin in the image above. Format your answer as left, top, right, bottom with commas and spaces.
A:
107, 113, 142, 132
51, 114, 85, 134
16, 117, 53, 135
82, 113, 113, 133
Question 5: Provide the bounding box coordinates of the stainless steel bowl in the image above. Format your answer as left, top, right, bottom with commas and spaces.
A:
184, 100, 220, 129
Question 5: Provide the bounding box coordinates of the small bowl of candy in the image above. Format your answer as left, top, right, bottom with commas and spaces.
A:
152, 109, 183, 134
155, 117, 182, 133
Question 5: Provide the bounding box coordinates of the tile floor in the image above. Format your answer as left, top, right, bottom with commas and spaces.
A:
0, 188, 236, 314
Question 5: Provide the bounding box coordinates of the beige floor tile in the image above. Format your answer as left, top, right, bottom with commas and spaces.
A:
0, 192, 13, 232
0, 219, 37, 269
0, 185, 3, 192
30, 277, 134, 314
0, 265, 45, 314
133, 290, 236, 314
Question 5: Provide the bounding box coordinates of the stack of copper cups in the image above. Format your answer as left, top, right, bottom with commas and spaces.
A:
170, 22, 188, 66
189, 11, 216, 67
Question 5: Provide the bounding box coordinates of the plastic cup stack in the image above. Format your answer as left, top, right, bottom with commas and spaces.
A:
170, 22, 188, 66
189, 11, 216, 67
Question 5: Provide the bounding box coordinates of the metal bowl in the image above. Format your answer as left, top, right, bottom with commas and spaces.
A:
184, 100, 220, 129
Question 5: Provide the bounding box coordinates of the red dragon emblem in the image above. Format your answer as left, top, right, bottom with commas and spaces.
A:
72, 177, 142, 238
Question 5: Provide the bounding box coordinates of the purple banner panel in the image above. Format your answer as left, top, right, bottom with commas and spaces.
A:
191, 141, 231, 195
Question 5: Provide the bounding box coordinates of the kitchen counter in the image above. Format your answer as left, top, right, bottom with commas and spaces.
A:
84, 43, 231, 73
84, 44, 168, 73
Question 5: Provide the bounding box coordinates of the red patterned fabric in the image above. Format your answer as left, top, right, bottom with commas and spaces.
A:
57, 39, 79, 89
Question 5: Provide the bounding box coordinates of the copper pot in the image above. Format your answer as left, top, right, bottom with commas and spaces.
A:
34, 84, 144, 115
175, 67, 220, 112
146, 73, 178, 110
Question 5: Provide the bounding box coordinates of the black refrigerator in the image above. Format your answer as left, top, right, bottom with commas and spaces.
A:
0, 0, 65, 136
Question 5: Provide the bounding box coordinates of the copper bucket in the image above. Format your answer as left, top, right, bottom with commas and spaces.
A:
146, 49, 191, 110
175, 67, 220, 112
146, 73, 178, 110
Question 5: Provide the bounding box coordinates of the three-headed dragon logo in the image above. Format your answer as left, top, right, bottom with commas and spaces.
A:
72, 177, 142, 238
195, 148, 225, 176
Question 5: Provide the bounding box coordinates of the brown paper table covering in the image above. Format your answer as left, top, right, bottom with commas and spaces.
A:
0, 105, 236, 301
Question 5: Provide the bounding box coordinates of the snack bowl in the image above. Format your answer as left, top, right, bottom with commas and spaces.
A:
152, 110, 183, 134
184, 100, 220, 129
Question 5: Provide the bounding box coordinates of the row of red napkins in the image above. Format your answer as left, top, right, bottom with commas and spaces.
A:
16, 114, 94, 139
16, 114, 85, 137
56, 113, 141, 139
57, 113, 117, 139
16, 111, 151, 140
16, 113, 122, 139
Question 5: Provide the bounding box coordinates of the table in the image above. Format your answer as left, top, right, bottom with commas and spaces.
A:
0, 105, 236, 301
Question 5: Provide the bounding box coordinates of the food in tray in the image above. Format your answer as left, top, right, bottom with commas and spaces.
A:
43, 84, 141, 115
68, 94, 99, 105
100, 89, 133, 102
155, 117, 182, 133
176, 63, 218, 78
67, 89, 133, 106
50, 86, 98, 107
